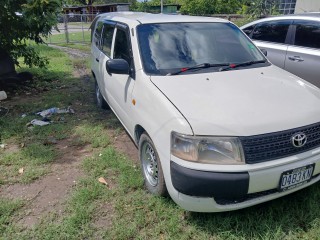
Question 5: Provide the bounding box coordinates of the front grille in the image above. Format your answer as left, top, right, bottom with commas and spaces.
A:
240, 122, 320, 164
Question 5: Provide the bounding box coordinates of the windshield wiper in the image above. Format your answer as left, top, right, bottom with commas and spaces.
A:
167, 63, 230, 76
219, 60, 267, 72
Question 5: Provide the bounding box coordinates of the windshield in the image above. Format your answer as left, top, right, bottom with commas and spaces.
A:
137, 22, 267, 75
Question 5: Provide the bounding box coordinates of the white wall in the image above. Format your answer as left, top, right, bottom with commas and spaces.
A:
295, 0, 320, 13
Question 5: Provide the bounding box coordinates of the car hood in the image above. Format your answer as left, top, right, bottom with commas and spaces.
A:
151, 66, 320, 136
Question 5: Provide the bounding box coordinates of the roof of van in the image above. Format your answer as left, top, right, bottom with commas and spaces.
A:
97, 12, 228, 25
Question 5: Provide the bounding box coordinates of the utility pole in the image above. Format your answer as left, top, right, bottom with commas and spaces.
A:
161, 0, 163, 13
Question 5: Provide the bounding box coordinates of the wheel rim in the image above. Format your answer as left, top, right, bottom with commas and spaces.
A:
96, 84, 102, 106
141, 141, 159, 187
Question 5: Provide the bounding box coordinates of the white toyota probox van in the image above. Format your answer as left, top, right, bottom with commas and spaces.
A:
91, 12, 320, 212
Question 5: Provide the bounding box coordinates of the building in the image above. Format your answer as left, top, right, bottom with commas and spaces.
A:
278, 0, 296, 14
63, 3, 130, 15
295, 0, 320, 13
145, 4, 181, 14
277, 0, 320, 14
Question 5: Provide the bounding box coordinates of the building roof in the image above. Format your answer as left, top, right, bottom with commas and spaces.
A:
63, 3, 130, 9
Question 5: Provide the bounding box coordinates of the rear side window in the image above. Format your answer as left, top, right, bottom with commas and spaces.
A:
101, 24, 115, 56
294, 21, 320, 49
252, 20, 290, 44
94, 22, 103, 48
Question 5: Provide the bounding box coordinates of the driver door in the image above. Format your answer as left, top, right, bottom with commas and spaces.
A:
104, 23, 136, 133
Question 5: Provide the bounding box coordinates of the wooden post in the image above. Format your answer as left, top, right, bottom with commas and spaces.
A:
64, 14, 69, 43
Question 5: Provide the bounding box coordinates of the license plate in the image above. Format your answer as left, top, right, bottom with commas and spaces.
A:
279, 164, 315, 192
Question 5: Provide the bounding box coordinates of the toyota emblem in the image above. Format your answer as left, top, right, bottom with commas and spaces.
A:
291, 132, 307, 148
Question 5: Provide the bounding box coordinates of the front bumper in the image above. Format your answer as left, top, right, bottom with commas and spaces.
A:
171, 161, 249, 199
169, 148, 320, 212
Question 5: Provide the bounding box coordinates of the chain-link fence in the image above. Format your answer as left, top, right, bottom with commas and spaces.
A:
47, 14, 96, 44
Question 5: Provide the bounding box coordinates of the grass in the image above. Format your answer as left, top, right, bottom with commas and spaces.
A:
13, 146, 320, 239
47, 31, 91, 44
1, 43, 320, 240
0, 199, 24, 236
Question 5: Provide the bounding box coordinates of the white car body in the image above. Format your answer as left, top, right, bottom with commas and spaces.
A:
91, 12, 320, 212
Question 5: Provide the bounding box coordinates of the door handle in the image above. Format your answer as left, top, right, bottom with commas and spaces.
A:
95, 58, 100, 62
288, 56, 304, 62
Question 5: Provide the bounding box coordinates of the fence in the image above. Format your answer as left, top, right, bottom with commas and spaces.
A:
46, 13, 251, 44
47, 14, 96, 44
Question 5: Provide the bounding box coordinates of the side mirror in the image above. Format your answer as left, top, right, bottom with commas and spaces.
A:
106, 59, 129, 75
260, 48, 267, 56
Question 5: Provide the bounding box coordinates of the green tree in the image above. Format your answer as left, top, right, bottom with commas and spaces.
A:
244, 0, 279, 17
180, 0, 242, 15
0, 0, 62, 68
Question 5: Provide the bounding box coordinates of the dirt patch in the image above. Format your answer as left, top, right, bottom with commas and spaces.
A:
1, 46, 139, 230
0, 139, 91, 227
48, 45, 90, 58
111, 130, 139, 163
94, 201, 115, 229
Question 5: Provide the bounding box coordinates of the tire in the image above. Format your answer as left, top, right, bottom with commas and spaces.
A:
139, 133, 167, 196
95, 81, 109, 109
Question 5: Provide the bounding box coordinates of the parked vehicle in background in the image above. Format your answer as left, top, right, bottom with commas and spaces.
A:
91, 12, 320, 212
241, 13, 320, 88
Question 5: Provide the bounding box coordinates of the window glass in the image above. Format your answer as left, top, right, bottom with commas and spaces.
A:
137, 22, 266, 75
113, 28, 130, 64
252, 20, 290, 44
294, 21, 320, 49
94, 22, 103, 48
101, 24, 114, 56
243, 25, 255, 36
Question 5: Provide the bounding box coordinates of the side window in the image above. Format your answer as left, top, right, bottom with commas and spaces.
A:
252, 20, 290, 44
242, 25, 255, 36
101, 24, 114, 56
113, 28, 131, 64
94, 22, 103, 48
294, 21, 320, 49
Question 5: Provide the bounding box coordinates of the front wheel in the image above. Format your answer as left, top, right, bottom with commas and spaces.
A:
139, 133, 167, 196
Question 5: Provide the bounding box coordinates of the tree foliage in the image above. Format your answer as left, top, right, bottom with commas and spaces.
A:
244, 0, 279, 18
0, 0, 62, 68
130, 0, 280, 16
180, 0, 243, 15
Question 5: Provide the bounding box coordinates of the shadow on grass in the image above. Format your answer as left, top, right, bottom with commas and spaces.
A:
186, 184, 320, 238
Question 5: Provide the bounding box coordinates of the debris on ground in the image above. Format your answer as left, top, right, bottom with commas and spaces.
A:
29, 119, 51, 126
98, 177, 108, 186
0, 91, 7, 100
37, 106, 75, 118
23, 106, 75, 127
19, 168, 24, 174
0, 143, 6, 149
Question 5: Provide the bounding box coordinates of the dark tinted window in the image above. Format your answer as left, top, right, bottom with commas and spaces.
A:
94, 22, 103, 48
113, 28, 130, 64
243, 25, 255, 36
294, 21, 320, 49
252, 20, 290, 44
101, 24, 114, 56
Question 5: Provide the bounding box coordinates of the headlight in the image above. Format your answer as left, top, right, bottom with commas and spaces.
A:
171, 132, 244, 164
